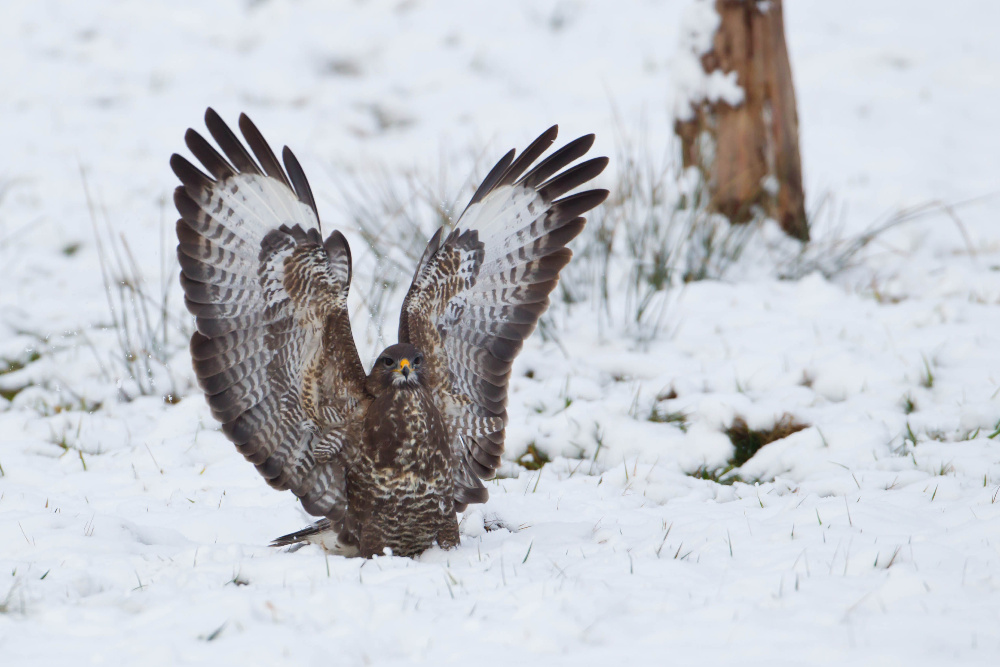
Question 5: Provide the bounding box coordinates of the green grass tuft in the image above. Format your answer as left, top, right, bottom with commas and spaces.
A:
1, 351, 41, 375
516, 443, 550, 471
687, 413, 808, 484
648, 405, 688, 432
726, 414, 808, 468
687, 463, 745, 486
920, 355, 935, 389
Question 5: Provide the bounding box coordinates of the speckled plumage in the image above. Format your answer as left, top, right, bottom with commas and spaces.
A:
351, 358, 459, 557
173, 109, 607, 557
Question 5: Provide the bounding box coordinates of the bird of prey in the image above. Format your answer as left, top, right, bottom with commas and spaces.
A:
172, 109, 608, 558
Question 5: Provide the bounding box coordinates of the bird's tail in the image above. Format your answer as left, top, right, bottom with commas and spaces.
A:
270, 519, 360, 556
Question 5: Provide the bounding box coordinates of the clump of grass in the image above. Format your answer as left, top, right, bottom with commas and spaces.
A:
92, 229, 180, 400
936, 461, 955, 477
657, 386, 678, 400
42, 395, 103, 417
83, 175, 186, 402
901, 393, 917, 415
565, 120, 760, 340
559, 120, 953, 342
726, 414, 808, 467
0, 350, 42, 403
690, 413, 808, 484
50, 421, 98, 470
323, 121, 765, 345
318, 117, 942, 355
1, 350, 41, 375
1, 385, 22, 402
648, 405, 688, 432
920, 355, 935, 389
775, 196, 986, 281
688, 463, 745, 485
0, 385, 24, 403
0, 580, 25, 615
516, 443, 550, 471
226, 570, 249, 587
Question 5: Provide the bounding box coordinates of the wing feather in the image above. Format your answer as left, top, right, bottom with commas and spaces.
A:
282, 146, 319, 218
204, 107, 263, 176
399, 126, 609, 494
174, 109, 368, 525
495, 126, 559, 187
183, 129, 236, 180
237, 114, 293, 190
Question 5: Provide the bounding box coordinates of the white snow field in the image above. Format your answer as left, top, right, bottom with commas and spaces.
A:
2, 1, 1000, 665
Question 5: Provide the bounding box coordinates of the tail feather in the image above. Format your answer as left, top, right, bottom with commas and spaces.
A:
270, 519, 360, 557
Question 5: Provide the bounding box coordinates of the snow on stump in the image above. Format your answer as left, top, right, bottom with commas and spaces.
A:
674, 0, 808, 241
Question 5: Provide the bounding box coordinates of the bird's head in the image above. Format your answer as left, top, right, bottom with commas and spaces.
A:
370, 343, 425, 389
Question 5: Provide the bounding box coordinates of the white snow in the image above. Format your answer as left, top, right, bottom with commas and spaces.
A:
672, 0, 746, 120
2, 1, 1000, 665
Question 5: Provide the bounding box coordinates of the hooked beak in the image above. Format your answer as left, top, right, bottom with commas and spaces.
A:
397, 358, 411, 378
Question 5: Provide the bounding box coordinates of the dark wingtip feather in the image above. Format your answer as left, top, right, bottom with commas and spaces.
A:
550, 189, 610, 220
204, 108, 261, 175
282, 145, 319, 220
173, 188, 201, 222
519, 133, 597, 190
496, 125, 559, 188
238, 113, 292, 190
171, 153, 214, 192
541, 217, 587, 252
464, 148, 516, 212
185, 128, 236, 180
538, 156, 609, 202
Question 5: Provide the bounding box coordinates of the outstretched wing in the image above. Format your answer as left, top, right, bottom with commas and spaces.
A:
173, 108, 369, 524
398, 126, 609, 498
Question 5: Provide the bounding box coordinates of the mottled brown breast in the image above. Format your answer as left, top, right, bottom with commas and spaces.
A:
346, 385, 460, 557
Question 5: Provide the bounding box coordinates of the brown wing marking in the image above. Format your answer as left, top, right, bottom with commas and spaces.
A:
173, 109, 368, 521
399, 126, 609, 501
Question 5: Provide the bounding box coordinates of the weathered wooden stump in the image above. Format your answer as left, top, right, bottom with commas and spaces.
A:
675, 0, 808, 241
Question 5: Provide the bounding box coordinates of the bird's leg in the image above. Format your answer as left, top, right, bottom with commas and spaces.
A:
434, 494, 460, 549
435, 521, 460, 550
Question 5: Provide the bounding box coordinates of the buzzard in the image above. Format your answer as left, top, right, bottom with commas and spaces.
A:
172, 109, 608, 558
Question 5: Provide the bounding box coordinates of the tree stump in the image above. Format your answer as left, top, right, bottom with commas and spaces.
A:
675, 0, 809, 241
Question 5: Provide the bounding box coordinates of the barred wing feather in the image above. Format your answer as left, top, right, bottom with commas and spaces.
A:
173, 109, 368, 523
399, 126, 609, 490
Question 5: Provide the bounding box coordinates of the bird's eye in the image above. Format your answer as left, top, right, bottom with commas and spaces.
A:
382, 357, 394, 367
413, 355, 422, 365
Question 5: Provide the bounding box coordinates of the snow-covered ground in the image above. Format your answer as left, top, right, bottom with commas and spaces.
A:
3, 1, 1000, 664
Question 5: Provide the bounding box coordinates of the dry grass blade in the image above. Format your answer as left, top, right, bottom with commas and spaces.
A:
81, 167, 186, 401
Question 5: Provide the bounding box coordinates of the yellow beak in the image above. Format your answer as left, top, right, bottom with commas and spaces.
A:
397, 358, 411, 372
